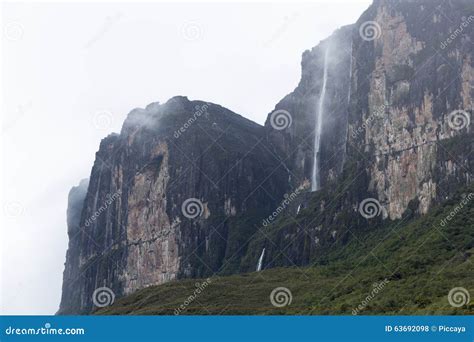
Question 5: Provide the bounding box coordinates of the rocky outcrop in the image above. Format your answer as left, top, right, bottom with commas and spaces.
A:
60, 0, 473, 314
349, 0, 473, 219
242, 0, 473, 270
58, 97, 287, 314
59, 178, 89, 313
265, 25, 353, 190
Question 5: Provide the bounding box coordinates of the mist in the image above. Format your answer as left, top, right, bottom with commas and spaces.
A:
1, 0, 372, 314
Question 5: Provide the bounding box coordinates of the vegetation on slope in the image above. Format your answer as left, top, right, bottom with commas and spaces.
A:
97, 185, 474, 315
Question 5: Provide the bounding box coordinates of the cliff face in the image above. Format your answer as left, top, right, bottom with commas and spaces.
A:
266, 0, 473, 219
241, 0, 473, 270
60, 0, 473, 314
58, 97, 287, 314
348, 0, 473, 219
60, 178, 89, 313
265, 25, 353, 190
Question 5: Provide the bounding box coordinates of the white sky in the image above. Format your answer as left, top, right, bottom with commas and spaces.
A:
1, 0, 371, 314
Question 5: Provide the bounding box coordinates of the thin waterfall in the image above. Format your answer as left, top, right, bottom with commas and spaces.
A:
311, 47, 329, 192
256, 248, 265, 272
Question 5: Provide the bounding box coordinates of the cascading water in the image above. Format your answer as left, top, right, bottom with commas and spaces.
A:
256, 248, 265, 272
311, 47, 329, 192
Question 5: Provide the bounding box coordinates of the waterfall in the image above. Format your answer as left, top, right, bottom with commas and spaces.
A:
311, 47, 329, 192
256, 248, 265, 272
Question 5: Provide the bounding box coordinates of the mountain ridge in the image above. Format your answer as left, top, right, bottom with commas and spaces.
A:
59, 0, 473, 314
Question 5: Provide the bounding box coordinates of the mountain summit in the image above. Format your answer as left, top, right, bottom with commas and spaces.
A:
59, 0, 473, 314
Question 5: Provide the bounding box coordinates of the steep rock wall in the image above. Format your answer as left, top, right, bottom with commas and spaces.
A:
58, 97, 287, 314
349, 0, 473, 219
265, 25, 353, 190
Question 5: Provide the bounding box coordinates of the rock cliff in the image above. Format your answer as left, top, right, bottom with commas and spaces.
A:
241, 0, 473, 272
58, 98, 287, 314
59, 0, 473, 314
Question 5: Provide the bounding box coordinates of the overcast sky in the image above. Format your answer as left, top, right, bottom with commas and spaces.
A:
1, 0, 372, 314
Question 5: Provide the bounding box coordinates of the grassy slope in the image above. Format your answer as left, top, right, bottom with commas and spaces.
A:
97, 185, 474, 315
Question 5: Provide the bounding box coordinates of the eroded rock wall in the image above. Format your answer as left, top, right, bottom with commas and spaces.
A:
349, 0, 473, 219
58, 97, 287, 314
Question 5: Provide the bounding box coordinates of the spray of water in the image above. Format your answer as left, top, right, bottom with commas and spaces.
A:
256, 248, 265, 272
311, 47, 329, 192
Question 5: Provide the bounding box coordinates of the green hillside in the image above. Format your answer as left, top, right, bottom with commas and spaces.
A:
97, 185, 474, 315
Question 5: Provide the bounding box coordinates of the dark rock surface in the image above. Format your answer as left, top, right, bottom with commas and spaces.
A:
265, 25, 353, 190
58, 97, 288, 314
242, 0, 473, 271
59, 0, 473, 314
